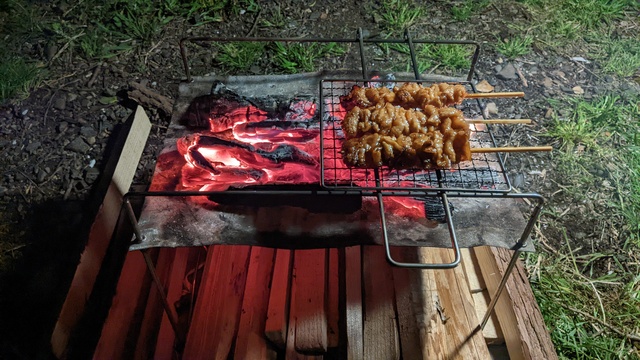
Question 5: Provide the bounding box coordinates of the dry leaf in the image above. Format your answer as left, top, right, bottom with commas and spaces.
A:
475, 80, 494, 93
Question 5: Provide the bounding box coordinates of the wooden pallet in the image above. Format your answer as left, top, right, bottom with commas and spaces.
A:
92, 244, 557, 359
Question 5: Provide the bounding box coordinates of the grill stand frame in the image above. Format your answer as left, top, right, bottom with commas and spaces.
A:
119, 29, 547, 350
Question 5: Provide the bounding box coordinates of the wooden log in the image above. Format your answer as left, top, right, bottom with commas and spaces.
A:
326, 248, 340, 348
154, 247, 191, 360
294, 249, 328, 354
344, 246, 364, 360
459, 248, 503, 344
285, 266, 323, 360
234, 247, 278, 360
182, 245, 251, 360
426, 248, 491, 359
362, 246, 400, 360
265, 249, 293, 348
390, 247, 423, 360
51, 106, 151, 359
474, 246, 558, 360
133, 248, 175, 360
92, 250, 152, 359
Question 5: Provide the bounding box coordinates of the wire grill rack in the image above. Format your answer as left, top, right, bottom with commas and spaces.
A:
319, 79, 510, 193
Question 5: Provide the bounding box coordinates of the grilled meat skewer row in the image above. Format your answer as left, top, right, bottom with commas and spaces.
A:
343, 83, 468, 110
341, 103, 468, 139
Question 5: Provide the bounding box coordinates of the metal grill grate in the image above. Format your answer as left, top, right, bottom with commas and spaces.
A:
319, 79, 510, 193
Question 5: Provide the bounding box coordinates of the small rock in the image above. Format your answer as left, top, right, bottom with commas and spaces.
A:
84, 167, 100, 184
572, 86, 584, 95
570, 56, 590, 64
86, 136, 96, 145
65, 137, 91, 153
310, 11, 321, 20
496, 63, 518, 80
493, 65, 503, 73
80, 126, 98, 137
37, 170, 47, 183
25, 141, 41, 154
320, 12, 328, 19
545, 108, 554, 118
512, 173, 525, 188
53, 94, 67, 110
542, 77, 553, 88
561, 86, 574, 93
605, 75, 615, 83
488, 78, 498, 86
475, 80, 494, 93
57, 121, 68, 133
67, 93, 78, 102
484, 102, 498, 117
81, 98, 91, 107
45, 43, 58, 61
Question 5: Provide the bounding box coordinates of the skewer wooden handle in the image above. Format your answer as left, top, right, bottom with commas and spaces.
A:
471, 146, 552, 153
465, 119, 531, 124
466, 92, 525, 99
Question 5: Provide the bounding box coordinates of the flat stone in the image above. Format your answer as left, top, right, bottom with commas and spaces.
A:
80, 126, 97, 137
65, 137, 90, 153
57, 121, 68, 133
475, 80, 495, 93
25, 141, 41, 154
53, 94, 67, 110
496, 63, 518, 80
542, 77, 553, 88
572, 86, 585, 95
84, 167, 100, 184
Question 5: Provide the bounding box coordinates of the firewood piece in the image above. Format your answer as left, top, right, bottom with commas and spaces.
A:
234, 247, 278, 360
51, 107, 151, 359
133, 248, 175, 360
474, 246, 559, 360
265, 249, 294, 348
427, 248, 491, 359
327, 248, 340, 348
128, 81, 174, 115
459, 248, 503, 344
93, 251, 152, 359
390, 247, 423, 360
294, 249, 328, 354
344, 246, 364, 360
286, 268, 323, 360
154, 247, 191, 359
183, 245, 251, 360
362, 246, 400, 360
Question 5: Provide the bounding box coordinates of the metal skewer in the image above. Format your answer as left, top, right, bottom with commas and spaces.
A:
466, 91, 525, 99
465, 118, 531, 124
470, 146, 552, 153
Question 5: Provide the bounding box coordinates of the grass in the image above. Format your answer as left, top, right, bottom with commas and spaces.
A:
216, 42, 265, 72
379, 0, 424, 33
496, 35, 534, 59
0, 56, 42, 102
451, 0, 491, 21
537, 95, 640, 358
272, 42, 346, 73
514, 0, 638, 75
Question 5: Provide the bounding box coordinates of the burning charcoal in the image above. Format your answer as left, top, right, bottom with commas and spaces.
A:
181, 94, 267, 130
256, 145, 317, 166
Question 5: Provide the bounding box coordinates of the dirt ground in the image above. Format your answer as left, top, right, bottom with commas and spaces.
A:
0, 1, 638, 358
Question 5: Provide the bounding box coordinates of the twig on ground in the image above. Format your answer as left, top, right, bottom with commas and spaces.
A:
565, 305, 640, 342
48, 32, 85, 65
246, 8, 263, 37
128, 81, 174, 114
43, 89, 59, 126
515, 63, 529, 87
2, 244, 30, 254
16, 170, 45, 195
87, 63, 103, 88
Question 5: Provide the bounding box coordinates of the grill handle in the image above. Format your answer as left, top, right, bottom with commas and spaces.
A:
376, 191, 461, 269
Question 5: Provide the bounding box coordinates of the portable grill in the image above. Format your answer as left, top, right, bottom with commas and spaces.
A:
121, 29, 544, 331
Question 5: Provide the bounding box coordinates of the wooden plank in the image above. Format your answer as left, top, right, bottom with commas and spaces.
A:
153, 247, 191, 360
362, 246, 400, 360
294, 249, 328, 354
234, 247, 278, 360
285, 266, 323, 360
426, 248, 491, 360
344, 246, 364, 360
51, 106, 151, 358
92, 250, 151, 359
390, 247, 423, 360
326, 248, 340, 348
265, 249, 293, 349
474, 246, 558, 360
182, 245, 251, 360
133, 248, 175, 360
460, 248, 503, 343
